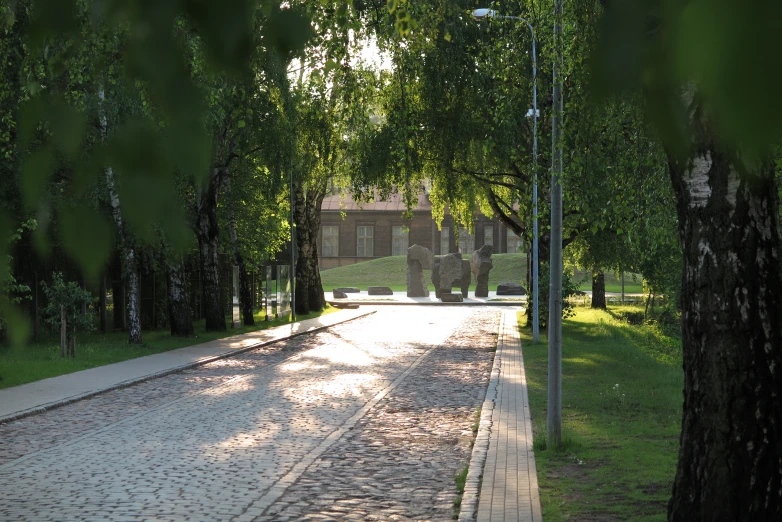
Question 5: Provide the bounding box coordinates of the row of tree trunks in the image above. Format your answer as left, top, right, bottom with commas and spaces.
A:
666, 92, 782, 520
292, 179, 327, 316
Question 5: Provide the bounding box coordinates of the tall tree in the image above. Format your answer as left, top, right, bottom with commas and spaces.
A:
361, 0, 668, 328
596, 1, 782, 518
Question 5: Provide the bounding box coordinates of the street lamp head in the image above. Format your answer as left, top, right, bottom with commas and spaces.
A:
472, 8, 497, 21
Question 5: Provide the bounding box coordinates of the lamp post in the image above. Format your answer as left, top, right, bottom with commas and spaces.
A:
472, 8, 539, 344
549, 0, 564, 448
289, 169, 296, 322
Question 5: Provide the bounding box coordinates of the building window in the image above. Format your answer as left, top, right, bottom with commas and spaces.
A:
440, 227, 450, 254
459, 227, 475, 255
507, 228, 523, 254
392, 225, 409, 256
357, 225, 374, 257
321, 226, 339, 257
484, 225, 494, 247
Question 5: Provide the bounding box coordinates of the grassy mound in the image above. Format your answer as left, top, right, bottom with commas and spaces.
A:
319, 253, 529, 292
320, 254, 644, 294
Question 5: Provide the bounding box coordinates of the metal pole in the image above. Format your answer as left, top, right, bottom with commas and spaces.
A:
289, 170, 296, 322
530, 26, 539, 344
548, 0, 564, 448
479, 11, 539, 343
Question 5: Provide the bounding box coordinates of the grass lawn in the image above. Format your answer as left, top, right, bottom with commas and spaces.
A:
571, 269, 644, 294
519, 306, 683, 521
320, 253, 529, 292
0, 306, 338, 390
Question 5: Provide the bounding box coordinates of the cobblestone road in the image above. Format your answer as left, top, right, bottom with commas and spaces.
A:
0, 307, 500, 521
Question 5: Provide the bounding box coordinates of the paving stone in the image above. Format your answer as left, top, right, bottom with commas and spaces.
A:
0, 307, 499, 521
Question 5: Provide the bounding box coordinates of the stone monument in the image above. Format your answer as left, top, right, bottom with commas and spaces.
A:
471, 245, 494, 297
460, 260, 471, 297
407, 244, 434, 297
438, 253, 464, 298
431, 256, 441, 298
496, 282, 527, 295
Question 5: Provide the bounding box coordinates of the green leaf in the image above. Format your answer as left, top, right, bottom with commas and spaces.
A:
18, 99, 45, 148
60, 207, 113, 284
184, 0, 254, 73
238, 120, 246, 129
0, 300, 30, 347
49, 101, 87, 158
262, 8, 313, 59
21, 147, 55, 209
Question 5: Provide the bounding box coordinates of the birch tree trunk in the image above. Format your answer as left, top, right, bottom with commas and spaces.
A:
99, 87, 142, 344
195, 168, 226, 332
293, 180, 327, 316
666, 90, 782, 521
165, 256, 193, 337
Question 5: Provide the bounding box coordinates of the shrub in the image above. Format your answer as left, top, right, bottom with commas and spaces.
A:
528, 262, 580, 330
41, 273, 95, 357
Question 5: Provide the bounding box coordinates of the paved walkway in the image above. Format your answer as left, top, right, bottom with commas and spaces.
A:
460, 311, 543, 522
0, 306, 507, 521
0, 309, 371, 423
0, 305, 543, 521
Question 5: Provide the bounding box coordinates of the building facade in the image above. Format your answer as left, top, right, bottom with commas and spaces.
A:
318, 191, 523, 269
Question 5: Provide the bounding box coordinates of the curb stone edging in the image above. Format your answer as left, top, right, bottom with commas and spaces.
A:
0, 310, 375, 425
457, 310, 505, 522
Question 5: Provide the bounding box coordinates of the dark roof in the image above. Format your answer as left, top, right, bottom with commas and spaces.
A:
321, 191, 432, 212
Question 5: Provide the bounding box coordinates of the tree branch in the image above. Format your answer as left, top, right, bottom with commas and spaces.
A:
485, 186, 526, 238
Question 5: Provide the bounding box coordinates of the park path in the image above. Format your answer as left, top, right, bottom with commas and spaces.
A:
0, 306, 500, 521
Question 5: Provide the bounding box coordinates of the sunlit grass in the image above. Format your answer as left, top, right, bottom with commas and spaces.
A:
320, 253, 529, 292
0, 306, 338, 390
572, 269, 644, 294
520, 307, 682, 521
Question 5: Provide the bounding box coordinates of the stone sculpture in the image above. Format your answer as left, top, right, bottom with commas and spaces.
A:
431, 256, 441, 298
335, 287, 360, 294
441, 292, 464, 303
438, 253, 464, 299
406, 244, 434, 297
496, 282, 527, 296
367, 286, 394, 296
460, 260, 471, 297
471, 245, 494, 298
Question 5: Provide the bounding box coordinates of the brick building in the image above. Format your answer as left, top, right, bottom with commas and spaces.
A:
318, 191, 523, 269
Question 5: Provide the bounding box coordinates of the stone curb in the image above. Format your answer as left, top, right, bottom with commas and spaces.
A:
457, 310, 506, 522
0, 310, 375, 425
